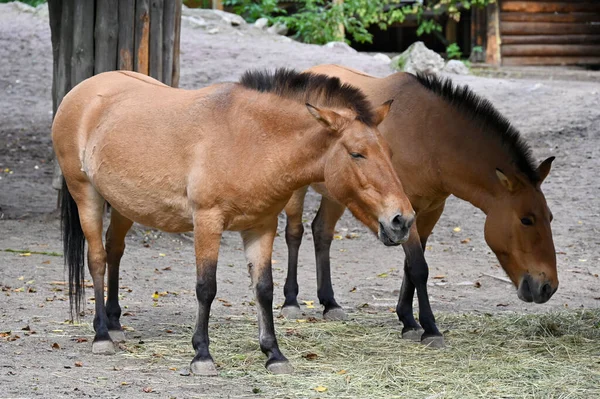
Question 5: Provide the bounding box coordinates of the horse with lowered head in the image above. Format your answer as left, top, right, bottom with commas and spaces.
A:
52, 68, 415, 374
282, 65, 558, 348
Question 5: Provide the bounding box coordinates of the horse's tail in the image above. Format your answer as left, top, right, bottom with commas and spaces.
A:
60, 178, 86, 320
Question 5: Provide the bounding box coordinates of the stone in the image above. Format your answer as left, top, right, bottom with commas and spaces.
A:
267, 22, 288, 36
182, 15, 207, 29
324, 41, 357, 54
391, 41, 445, 75
373, 53, 391, 63
443, 59, 470, 75
254, 17, 269, 30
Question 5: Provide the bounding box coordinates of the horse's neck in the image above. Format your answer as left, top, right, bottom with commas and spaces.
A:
405, 98, 512, 215
254, 110, 329, 194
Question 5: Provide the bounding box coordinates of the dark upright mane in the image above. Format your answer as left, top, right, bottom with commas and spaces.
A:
239, 68, 377, 126
414, 73, 539, 183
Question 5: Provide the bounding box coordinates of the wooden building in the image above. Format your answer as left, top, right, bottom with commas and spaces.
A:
474, 1, 600, 66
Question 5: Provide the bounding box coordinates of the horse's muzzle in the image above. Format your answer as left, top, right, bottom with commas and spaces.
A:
517, 274, 558, 304
378, 213, 414, 246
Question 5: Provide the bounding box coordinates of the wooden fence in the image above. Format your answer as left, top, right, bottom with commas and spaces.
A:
483, 0, 600, 66
48, 0, 182, 189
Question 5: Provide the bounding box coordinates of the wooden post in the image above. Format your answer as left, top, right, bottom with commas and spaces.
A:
172, 0, 182, 87
486, 2, 501, 65
212, 0, 223, 10
162, 0, 177, 86
95, 0, 119, 74
71, 1, 95, 86
334, 0, 345, 41
149, 0, 164, 81
49, 0, 183, 192
135, 0, 150, 74
118, 0, 136, 71
47, 0, 62, 115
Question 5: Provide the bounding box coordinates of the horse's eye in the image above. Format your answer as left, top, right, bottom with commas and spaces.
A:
350, 152, 365, 159
521, 217, 534, 226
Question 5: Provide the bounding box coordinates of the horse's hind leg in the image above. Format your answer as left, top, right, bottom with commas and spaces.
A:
281, 186, 308, 319
72, 184, 114, 354
242, 221, 293, 374
105, 209, 133, 343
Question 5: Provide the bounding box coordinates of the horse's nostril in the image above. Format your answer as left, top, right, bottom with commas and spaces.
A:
391, 214, 403, 229
541, 283, 553, 298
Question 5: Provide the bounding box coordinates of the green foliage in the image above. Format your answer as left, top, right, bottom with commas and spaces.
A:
446, 42, 462, 59
224, 0, 286, 23
226, 0, 495, 46
0, 0, 46, 6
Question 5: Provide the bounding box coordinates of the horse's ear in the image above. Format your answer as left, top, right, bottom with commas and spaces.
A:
496, 169, 515, 192
373, 99, 393, 126
306, 103, 345, 132
537, 156, 555, 183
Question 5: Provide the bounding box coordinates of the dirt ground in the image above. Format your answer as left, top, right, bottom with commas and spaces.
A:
1, 3, 599, 398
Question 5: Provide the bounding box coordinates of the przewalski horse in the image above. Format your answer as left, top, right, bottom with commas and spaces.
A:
52, 68, 415, 375
282, 65, 558, 348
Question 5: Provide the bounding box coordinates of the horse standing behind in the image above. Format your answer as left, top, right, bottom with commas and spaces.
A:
52, 68, 415, 374
282, 65, 558, 347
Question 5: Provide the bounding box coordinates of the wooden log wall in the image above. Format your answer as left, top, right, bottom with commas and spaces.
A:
498, 0, 600, 66
48, 0, 182, 189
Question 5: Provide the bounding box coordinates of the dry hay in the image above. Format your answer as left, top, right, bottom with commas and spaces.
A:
105, 309, 600, 398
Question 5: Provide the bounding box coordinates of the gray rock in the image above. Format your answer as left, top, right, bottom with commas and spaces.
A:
12, 1, 35, 13
254, 18, 269, 30
182, 15, 207, 29
324, 41, 357, 54
443, 59, 470, 75
267, 22, 288, 36
372, 53, 391, 63
391, 41, 445, 75
182, 6, 245, 27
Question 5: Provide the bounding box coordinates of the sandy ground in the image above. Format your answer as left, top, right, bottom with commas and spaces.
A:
0, 3, 599, 398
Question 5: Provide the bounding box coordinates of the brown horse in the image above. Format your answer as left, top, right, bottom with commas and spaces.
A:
52, 68, 415, 375
282, 65, 558, 347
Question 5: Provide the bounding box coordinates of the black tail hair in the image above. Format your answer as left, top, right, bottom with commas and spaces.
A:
60, 178, 86, 320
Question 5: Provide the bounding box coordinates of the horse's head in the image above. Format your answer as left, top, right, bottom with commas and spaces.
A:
484, 157, 558, 303
306, 100, 414, 246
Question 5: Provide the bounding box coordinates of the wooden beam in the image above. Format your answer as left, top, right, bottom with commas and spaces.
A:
71, 0, 95, 86
501, 12, 600, 23
486, 2, 501, 65
95, 0, 119, 74
118, 0, 136, 71
502, 55, 600, 66
149, 0, 164, 81
172, 0, 182, 88
162, 0, 176, 86
502, 34, 600, 45
56, 0, 74, 105
501, 21, 600, 35
502, 44, 600, 57
501, 1, 600, 13
47, 0, 63, 115
212, 0, 223, 10
471, 6, 487, 62
135, 0, 150, 75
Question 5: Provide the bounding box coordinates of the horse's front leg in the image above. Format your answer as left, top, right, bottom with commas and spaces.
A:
399, 224, 444, 348
242, 220, 293, 374
190, 211, 223, 376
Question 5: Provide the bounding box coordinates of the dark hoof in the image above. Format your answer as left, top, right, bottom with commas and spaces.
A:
190, 360, 218, 376
92, 340, 115, 355
280, 305, 303, 319
401, 328, 424, 342
323, 307, 347, 321
266, 361, 294, 374
421, 336, 445, 349
108, 330, 126, 343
